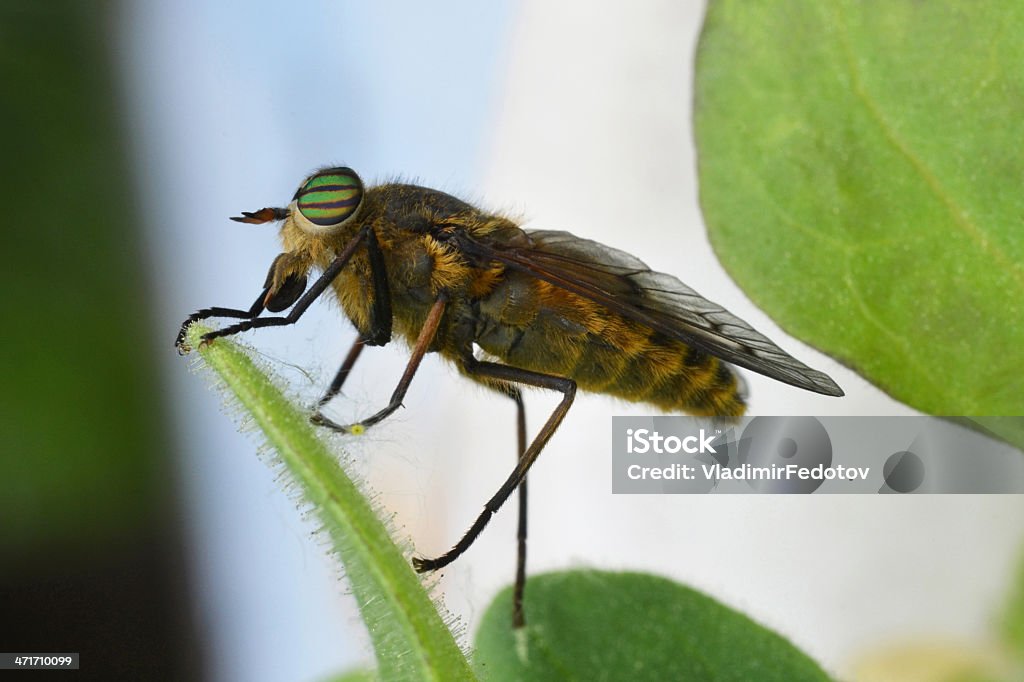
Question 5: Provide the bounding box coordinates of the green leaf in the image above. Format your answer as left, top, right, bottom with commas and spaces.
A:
186, 326, 475, 682
0, 0, 167, 554
694, 1, 1024, 415
1003, 546, 1024, 659
473, 570, 832, 681
970, 418, 1024, 452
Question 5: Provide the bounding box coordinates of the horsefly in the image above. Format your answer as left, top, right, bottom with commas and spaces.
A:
176, 166, 843, 627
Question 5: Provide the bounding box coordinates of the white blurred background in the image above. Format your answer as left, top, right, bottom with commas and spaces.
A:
119, 2, 1024, 680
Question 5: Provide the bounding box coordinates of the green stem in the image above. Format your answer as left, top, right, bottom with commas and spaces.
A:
187, 325, 476, 682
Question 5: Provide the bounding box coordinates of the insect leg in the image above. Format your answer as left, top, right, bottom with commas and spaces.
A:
363, 227, 393, 347
314, 336, 368, 412
198, 225, 372, 345
174, 291, 267, 351
309, 232, 391, 423
509, 387, 528, 628
412, 360, 575, 582
313, 294, 448, 434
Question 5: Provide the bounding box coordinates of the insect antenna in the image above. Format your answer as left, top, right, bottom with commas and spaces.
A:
230, 207, 289, 224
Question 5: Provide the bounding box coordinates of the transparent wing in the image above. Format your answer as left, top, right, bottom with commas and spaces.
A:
458, 228, 843, 396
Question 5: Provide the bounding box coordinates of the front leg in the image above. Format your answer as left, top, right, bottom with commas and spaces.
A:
312, 293, 448, 434
175, 251, 313, 351
197, 225, 374, 346
175, 291, 266, 352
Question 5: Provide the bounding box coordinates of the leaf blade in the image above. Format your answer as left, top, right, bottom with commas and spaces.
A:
474, 570, 833, 681
188, 325, 475, 682
695, 0, 1024, 415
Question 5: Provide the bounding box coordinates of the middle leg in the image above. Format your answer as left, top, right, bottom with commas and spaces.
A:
313, 294, 448, 434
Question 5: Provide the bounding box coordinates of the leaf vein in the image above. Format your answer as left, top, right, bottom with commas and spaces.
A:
841, 265, 946, 400
834, 0, 1024, 292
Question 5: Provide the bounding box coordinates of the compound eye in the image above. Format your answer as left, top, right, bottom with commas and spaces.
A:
295, 167, 363, 230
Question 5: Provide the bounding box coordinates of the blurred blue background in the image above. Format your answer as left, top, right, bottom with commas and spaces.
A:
123, 2, 514, 680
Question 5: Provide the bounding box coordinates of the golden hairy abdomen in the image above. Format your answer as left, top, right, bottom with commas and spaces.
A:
474, 271, 746, 417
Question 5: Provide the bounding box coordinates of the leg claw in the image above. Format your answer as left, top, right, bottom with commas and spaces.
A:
310, 412, 366, 435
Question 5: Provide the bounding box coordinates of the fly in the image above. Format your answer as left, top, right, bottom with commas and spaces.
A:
176, 166, 843, 627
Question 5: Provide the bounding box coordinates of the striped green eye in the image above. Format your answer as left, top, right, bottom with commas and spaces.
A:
295, 167, 363, 228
